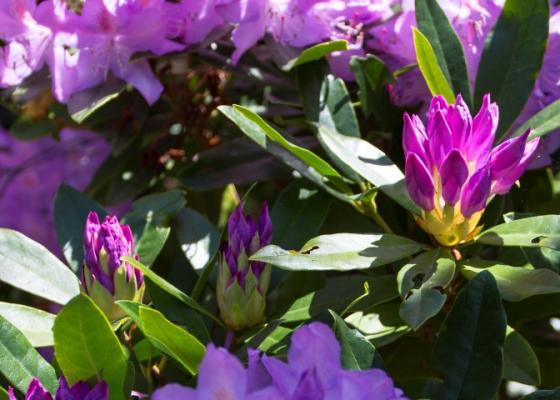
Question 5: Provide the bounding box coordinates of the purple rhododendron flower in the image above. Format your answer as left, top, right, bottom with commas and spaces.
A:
404, 94, 539, 246
0, 0, 51, 87
82, 211, 144, 321
9, 377, 108, 400
0, 127, 110, 254
153, 322, 407, 400
217, 202, 272, 330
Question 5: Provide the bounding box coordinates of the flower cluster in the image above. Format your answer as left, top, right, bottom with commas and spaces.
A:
217, 202, 272, 331
82, 211, 144, 321
404, 94, 540, 247
9, 377, 108, 400
0, 127, 109, 254
0, 0, 395, 104
153, 322, 407, 400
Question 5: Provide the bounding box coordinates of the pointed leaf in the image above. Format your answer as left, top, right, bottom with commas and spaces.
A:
0, 303, 55, 348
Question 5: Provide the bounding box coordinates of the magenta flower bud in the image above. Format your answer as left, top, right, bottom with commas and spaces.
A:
404, 94, 539, 247
440, 150, 468, 205
82, 211, 144, 321
405, 153, 435, 211
217, 203, 273, 331
9, 377, 108, 400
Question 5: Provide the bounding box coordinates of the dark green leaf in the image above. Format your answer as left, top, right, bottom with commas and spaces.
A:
423, 271, 506, 400
504, 326, 541, 385
54, 295, 128, 400
251, 233, 423, 271
331, 311, 383, 370
415, 0, 472, 107
474, 0, 549, 137
412, 28, 455, 104
398, 249, 456, 330
0, 303, 55, 348
521, 388, 560, 399
54, 185, 107, 274
283, 40, 348, 71
512, 99, 560, 141
0, 229, 80, 304
0, 315, 57, 394
317, 125, 421, 215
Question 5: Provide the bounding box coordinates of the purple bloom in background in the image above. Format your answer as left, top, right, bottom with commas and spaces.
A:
82, 211, 144, 321
217, 202, 272, 331
404, 94, 539, 246
9, 377, 108, 400
166, 0, 224, 45
0, 127, 110, 254
0, 0, 52, 87
153, 322, 407, 400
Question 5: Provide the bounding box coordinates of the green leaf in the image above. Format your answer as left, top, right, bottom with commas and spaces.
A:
271, 180, 333, 249
174, 208, 220, 271
138, 306, 205, 374
134, 223, 170, 267
504, 326, 541, 385
474, 0, 549, 138
521, 388, 560, 399
251, 233, 423, 271
415, 0, 472, 107
54, 185, 108, 274
331, 311, 383, 370
54, 295, 128, 400
317, 125, 421, 215
412, 27, 455, 104
0, 303, 55, 348
0, 229, 80, 304
475, 215, 560, 250
423, 271, 506, 400
0, 315, 57, 394
349, 55, 399, 130
398, 249, 456, 330
218, 105, 351, 198
282, 40, 348, 71
511, 99, 560, 141
461, 261, 560, 302
123, 257, 224, 327
70, 86, 122, 124
276, 274, 398, 322
129, 191, 186, 218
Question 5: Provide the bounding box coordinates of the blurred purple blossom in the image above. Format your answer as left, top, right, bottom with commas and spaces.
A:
0, 127, 110, 254
153, 322, 407, 400
9, 377, 108, 400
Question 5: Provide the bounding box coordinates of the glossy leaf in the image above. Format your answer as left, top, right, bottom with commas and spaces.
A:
174, 208, 220, 271
512, 99, 560, 141
317, 125, 421, 215
461, 261, 560, 302
53, 295, 128, 400
0, 229, 80, 305
398, 249, 456, 330
504, 326, 541, 385
282, 40, 348, 71
476, 215, 560, 250
412, 28, 455, 104
0, 303, 55, 348
251, 233, 423, 271
0, 315, 57, 394
123, 257, 224, 327
424, 271, 506, 400
139, 306, 205, 374
331, 311, 383, 370
218, 105, 351, 198
54, 185, 107, 274
474, 0, 549, 137
415, 0, 472, 107
522, 388, 560, 399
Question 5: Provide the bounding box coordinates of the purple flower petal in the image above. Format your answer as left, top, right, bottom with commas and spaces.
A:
460, 166, 491, 218
440, 149, 469, 205
402, 113, 430, 168
196, 344, 247, 398
468, 94, 498, 163
428, 110, 453, 169
447, 94, 472, 151
405, 153, 435, 211
489, 129, 530, 181
152, 384, 196, 400
291, 368, 325, 400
